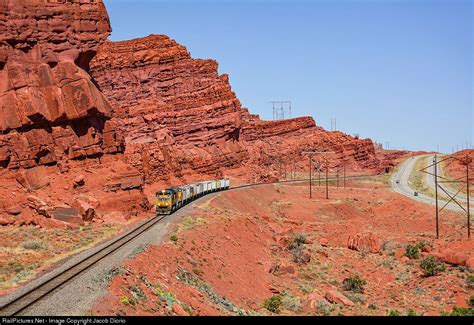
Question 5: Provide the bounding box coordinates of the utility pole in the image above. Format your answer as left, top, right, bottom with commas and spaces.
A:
343, 164, 346, 188
467, 155, 471, 238
309, 155, 312, 198
303, 151, 335, 199
325, 157, 329, 199
434, 155, 439, 239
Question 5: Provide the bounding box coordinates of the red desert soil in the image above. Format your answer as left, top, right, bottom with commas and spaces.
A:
444, 150, 474, 179
92, 179, 473, 316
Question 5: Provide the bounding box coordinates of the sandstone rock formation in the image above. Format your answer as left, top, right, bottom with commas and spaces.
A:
90, 35, 249, 182
91, 34, 382, 183
0, 0, 124, 170
347, 233, 381, 254
0, 1, 399, 228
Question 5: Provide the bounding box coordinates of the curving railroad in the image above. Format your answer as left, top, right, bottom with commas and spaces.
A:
0, 174, 383, 316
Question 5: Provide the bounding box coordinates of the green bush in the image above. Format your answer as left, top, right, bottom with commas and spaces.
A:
448, 306, 474, 316
287, 233, 307, 250
404, 242, 427, 260
469, 296, 474, 307
368, 304, 377, 310
388, 310, 400, 316
281, 292, 301, 312
119, 296, 135, 306
467, 275, 474, 289
170, 233, 178, 243
419, 256, 446, 277
263, 294, 283, 314
342, 274, 367, 293
407, 309, 421, 316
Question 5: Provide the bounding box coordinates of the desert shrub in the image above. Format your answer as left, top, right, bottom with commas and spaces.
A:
368, 304, 377, 310
182, 304, 194, 316
119, 296, 135, 306
469, 296, 474, 307
130, 285, 146, 301
281, 292, 301, 312
170, 233, 178, 243
287, 233, 307, 250
21, 241, 48, 250
388, 310, 401, 316
290, 245, 311, 264
467, 275, 474, 289
404, 242, 427, 260
317, 300, 332, 316
419, 256, 446, 277
448, 307, 474, 316
287, 233, 310, 264
263, 294, 283, 314
407, 309, 421, 316
343, 274, 367, 293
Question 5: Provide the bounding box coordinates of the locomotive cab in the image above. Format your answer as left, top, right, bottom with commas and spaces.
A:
156, 189, 176, 215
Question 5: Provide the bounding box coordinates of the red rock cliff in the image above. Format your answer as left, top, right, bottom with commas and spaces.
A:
91, 35, 249, 182
0, 0, 124, 169
90, 34, 380, 182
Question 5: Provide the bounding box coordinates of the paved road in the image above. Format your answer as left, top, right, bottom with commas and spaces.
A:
425, 154, 472, 205
391, 154, 472, 213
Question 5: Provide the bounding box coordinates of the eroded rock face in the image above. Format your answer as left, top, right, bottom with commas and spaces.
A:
91, 35, 380, 182
91, 35, 250, 182
0, 0, 124, 169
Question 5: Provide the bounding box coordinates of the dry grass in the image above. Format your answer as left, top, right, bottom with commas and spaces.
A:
0, 224, 120, 290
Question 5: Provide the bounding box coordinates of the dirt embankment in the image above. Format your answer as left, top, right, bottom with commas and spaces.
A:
92, 181, 473, 316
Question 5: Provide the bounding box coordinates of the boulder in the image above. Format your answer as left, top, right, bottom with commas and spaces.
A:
26, 195, 47, 211
103, 172, 143, 192
50, 207, 84, 225
6, 205, 22, 216
16, 166, 50, 191
324, 288, 354, 307
172, 304, 188, 316
0, 215, 15, 226
347, 233, 380, 254
319, 238, 329, 247
72, 199, 96, 222
307, 291, 328, 310
73, 175, 85, 188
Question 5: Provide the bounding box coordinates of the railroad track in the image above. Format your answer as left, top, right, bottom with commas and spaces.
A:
0, 173, 381, 316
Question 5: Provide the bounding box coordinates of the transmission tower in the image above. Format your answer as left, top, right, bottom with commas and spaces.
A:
270, 101, 292, 120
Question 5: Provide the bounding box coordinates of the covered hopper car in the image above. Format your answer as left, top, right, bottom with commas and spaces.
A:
155, 178, 230, 215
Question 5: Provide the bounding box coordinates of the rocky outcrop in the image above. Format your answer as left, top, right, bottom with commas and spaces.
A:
91, 35, 381, 183
347, 233, 381, 254
90, 35, 249, 182
0, 0, 124, 170
241, 113, 379, 175
0, 1, 386, 189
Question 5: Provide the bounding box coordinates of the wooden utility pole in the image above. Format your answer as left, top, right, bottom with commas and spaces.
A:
303, 151, 335, 200
309, 155, 312, 198
325, 156, 329, 199
434, 155, 439, 239
467, 156, 471, 238
344, 164, 346, 189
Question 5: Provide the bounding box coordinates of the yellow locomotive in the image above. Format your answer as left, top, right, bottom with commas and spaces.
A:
155, 179, 230, 215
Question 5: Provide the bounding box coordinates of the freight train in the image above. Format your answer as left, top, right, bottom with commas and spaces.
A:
155, 179, 230, 215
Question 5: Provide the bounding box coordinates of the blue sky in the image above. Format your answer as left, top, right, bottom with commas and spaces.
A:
103, 0, 472, 153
